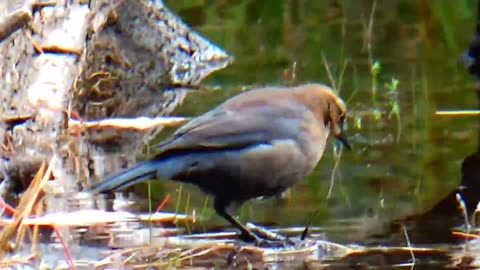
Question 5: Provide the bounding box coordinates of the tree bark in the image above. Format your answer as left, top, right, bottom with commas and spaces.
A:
0, 0, 232, 211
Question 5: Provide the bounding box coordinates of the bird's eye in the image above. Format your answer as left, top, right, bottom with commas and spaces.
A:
339, 114, 346, 123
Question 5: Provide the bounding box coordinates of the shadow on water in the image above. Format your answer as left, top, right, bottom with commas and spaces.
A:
99, 0, 480, 268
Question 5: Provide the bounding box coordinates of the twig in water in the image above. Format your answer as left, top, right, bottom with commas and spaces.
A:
456, 193, 472, 233
402, 224, 415, 269
456, 193, 472, 253
327, 143, 343, 199
301, 210, 320, 241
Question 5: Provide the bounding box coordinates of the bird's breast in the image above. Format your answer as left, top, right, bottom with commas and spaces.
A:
298, 113, 330, 170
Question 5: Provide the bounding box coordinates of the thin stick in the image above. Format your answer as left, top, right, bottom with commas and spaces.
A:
436, 110, 480, 116
321, 53, 337, 91
402, 224, 415, 269
52, 226, 77, 270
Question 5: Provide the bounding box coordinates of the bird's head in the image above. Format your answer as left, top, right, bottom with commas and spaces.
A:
322, 88, 351, 150
293, 83, 352, 150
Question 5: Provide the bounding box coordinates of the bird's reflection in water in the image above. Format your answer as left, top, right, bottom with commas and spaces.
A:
370, 152, 480, 245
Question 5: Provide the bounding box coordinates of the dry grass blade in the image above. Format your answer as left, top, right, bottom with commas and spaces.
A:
452, 231, 480, 240
0, 159, 53, 259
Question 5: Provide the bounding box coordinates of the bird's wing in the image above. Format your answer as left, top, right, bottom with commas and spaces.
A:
154, 101, 308, 156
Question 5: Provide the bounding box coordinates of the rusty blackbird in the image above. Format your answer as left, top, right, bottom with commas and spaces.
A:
88, 83, 350, 244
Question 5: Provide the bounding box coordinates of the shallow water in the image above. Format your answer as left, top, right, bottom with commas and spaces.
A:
134, 0, 479, 266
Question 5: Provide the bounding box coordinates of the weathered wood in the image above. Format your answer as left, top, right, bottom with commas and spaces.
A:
0, 0, 231, 211
0, 1, 231, 265
0, 3, 31, 43
75, 0, 232, 190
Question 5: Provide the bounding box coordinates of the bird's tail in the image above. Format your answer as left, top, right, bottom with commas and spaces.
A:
87, 161, 159, 194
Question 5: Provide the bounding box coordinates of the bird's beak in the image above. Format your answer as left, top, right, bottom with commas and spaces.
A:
336, 130, 351, 150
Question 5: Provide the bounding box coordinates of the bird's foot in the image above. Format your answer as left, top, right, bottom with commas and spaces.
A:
238, 232, 288, 247
247, 222, 294, 243
239, 224, 295, 248
254, 236, 295, 248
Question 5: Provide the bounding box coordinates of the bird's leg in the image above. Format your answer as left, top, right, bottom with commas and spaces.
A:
213, 198, 292, 247
213, 197, 259, 243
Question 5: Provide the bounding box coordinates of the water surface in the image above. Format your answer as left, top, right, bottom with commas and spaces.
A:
146, 0, 478, 260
